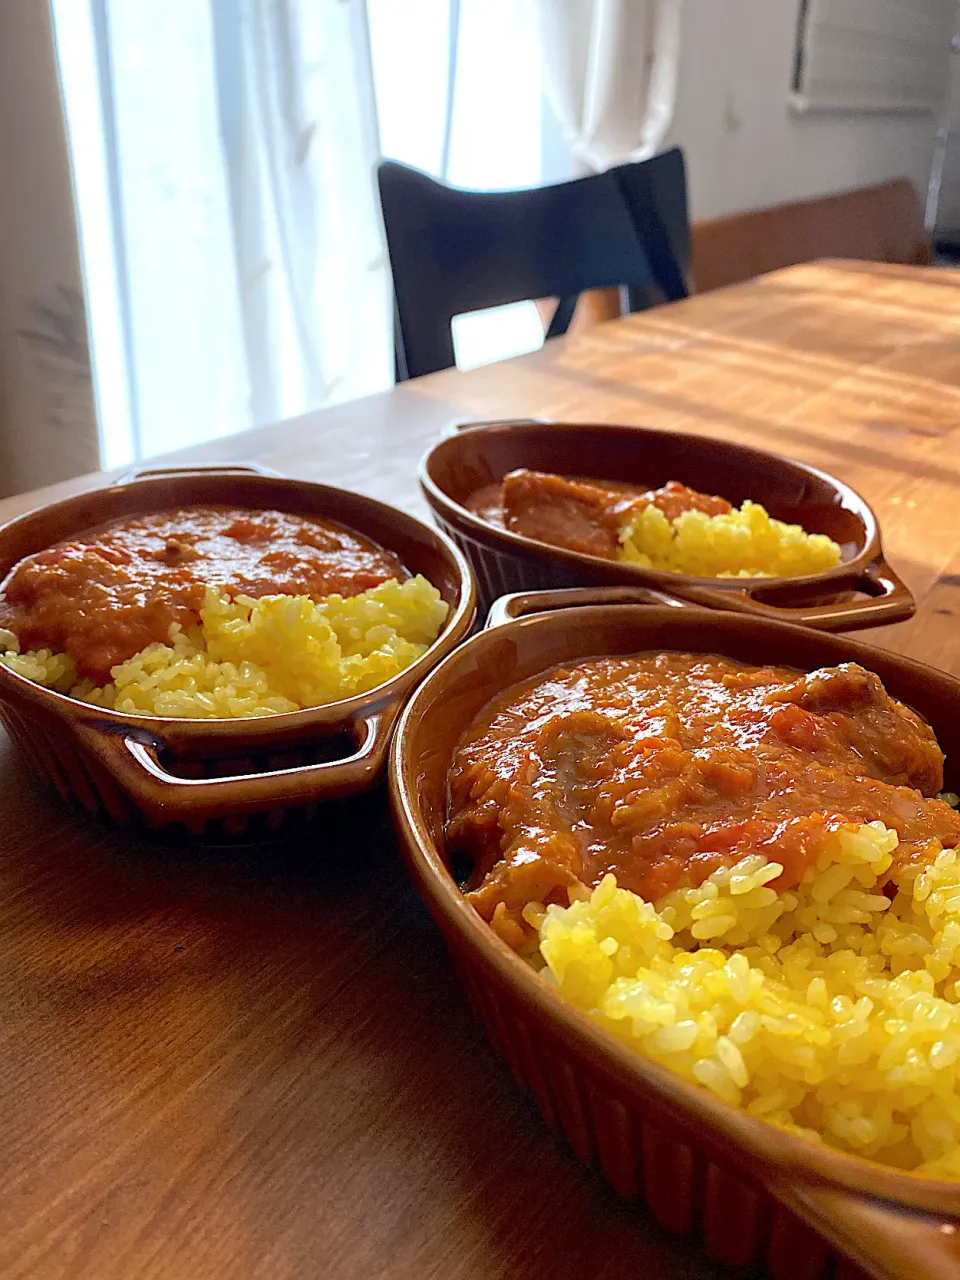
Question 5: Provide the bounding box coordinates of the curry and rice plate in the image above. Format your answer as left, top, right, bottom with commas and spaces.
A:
467, 469, 842, 577
447, 652, 960, 1176
0, 507, 448, 718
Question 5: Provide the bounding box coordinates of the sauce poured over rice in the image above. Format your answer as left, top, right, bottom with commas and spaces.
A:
448, 653, 960, 1174
467, 469, 842, 577
0, 507, 448, 716
450, 654, 959, 940
0, 506, 405, 681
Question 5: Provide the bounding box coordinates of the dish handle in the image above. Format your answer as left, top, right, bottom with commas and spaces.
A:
484, 585, 698, 629
73, 704, 397, 818
683, 554, 914, 632
113, 461, 283, 485
778, 1180, 960, 1280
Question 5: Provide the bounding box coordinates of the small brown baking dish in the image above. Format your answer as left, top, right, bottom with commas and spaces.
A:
420, 419, 914, 632
390, 587, 960, 1280
0, 464, 475, 833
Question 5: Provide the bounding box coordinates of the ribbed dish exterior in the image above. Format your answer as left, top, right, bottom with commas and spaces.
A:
442, 934, 869, 1280
436, 518, 579, 608
0, 700, 135, 823
0, 701, 319, 835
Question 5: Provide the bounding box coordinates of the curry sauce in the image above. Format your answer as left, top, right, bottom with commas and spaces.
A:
467, 470, 732, 558
447, 654, 960, 948
0, 507, 405, 682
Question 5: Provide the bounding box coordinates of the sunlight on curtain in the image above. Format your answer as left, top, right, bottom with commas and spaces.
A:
367, 0, 549, 189
210, 0, 390, 422
536, 0, 683, 173
54, 0, 563, 468
368, 0, 558, 370
54, 1, 250, 467
55, 0, 390, 468
51, 0, 134, 465
366, 0, 452, 177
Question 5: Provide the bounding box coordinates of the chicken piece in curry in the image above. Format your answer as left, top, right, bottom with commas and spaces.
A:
466, 468, 732, 559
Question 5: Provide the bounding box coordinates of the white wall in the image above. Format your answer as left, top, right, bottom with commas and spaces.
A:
666, 0, 942, 221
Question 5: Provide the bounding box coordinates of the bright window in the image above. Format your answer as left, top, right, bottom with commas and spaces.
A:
53, 0, 568, 469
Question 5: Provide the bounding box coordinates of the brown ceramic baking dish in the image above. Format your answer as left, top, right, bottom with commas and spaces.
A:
420, 419, 914, 632
0, 463, 475, 834
390, 586, 960, 1280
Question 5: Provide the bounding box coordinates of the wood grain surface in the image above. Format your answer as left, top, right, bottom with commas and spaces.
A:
2, 260, 958, 1279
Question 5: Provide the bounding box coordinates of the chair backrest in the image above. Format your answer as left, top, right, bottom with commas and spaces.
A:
377, 148, 690, 380
691, 178, 933, 295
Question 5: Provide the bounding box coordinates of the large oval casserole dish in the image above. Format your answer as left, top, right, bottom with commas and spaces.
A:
420, 420, 915, 633
390, 588, 960, 1280
0, 464, 475, 833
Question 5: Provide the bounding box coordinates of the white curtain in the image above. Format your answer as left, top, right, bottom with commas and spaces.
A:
0, 0, 676, 493
53, 0, 391, 469
536, 0, 683, 174
210, 0, 390, 427
50, 0, 554, 472
368, 0, 558, 371
0, 1, 99, 498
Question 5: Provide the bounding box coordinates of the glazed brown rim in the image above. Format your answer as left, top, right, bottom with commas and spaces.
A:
419, 420, 915, 632
0, 463, 477, 815
389, 589, 960, 1278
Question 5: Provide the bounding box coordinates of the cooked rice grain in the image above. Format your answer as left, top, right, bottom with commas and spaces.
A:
528, 823, 960, 1176
0, 575, 447, 718
618, 499, 842, 578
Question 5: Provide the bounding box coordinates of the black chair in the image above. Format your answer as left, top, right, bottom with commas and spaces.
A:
377, 148, 690, 380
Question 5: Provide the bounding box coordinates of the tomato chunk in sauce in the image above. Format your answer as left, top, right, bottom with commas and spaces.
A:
0, 507, 406, 681
447, 654, 960, 944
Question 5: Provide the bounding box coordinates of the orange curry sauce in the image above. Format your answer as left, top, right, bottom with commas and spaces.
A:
467, 469, 731, 559
0, 507, 405, 682
447, 654, 960, 949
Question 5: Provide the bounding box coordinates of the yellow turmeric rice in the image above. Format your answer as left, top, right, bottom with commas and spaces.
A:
0, 575, 447, 718
526, 820, 960, 1176
618, 499, 842, 578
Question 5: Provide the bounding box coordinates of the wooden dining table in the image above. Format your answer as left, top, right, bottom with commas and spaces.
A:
4, 259, 960, 1280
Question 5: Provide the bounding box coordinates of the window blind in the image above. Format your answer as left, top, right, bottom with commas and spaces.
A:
792, 0, 955, 113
